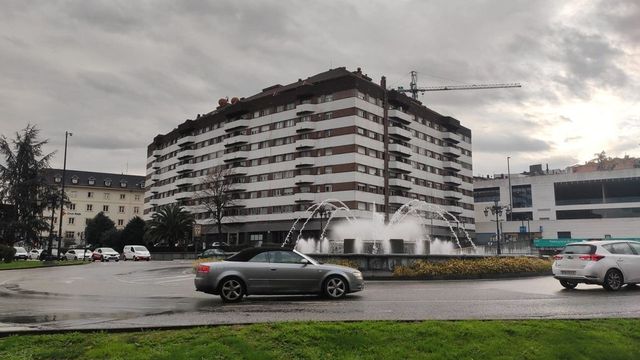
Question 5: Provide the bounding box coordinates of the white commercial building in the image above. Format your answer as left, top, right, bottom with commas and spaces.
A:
474, 167, 640, 248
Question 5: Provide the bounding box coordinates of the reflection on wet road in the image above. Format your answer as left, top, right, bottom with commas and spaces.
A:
1, 261, 639, 332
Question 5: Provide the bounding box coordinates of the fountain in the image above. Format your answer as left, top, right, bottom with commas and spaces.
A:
284, 199, 477, 255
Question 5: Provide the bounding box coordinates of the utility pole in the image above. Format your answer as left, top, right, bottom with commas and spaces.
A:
507, 156, 513, 221
56, 131, 72, 258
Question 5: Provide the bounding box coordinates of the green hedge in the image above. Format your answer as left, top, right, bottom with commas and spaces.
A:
394, 257, 552, 278
0, 245, 16, 263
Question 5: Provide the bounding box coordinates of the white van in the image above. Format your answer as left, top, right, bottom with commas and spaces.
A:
123, 245, 151, 261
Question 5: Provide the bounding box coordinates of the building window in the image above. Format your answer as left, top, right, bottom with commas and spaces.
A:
88, 177, 95, 185
104, 193, 110, 200
120, 194, 126, 200
324, 184, 332, 192
473, 187, 500, 203
120, 181, 127, 188
103, 205, 109, 212
65, 231, 75, 239
134, 207, 139, 214
54, 175, 62, 183
104, 179, 112, 187
68, 217, 75, 225
87, 192, 94, 198
68, 203, 76, 210
71, 176, 79, 184
86, 204, 93, 211
119, 206, 125, 213
134, 195, 140, 201
512, 185, 532, 208
118, 219, 124, 226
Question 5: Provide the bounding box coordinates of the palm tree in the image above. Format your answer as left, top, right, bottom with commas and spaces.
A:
146, 204, 194, 249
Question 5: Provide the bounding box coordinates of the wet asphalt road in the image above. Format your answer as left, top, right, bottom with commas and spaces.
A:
1, 261, 640, 332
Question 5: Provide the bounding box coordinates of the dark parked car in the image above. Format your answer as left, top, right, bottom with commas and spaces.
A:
195, 247, 364, 302
197, 248, 226, 259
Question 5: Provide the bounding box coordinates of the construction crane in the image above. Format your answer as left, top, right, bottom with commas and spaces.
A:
397, 71, 521, 100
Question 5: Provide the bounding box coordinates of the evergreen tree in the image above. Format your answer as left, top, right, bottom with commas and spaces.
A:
85, 212, 116, 246
120, 216, 146, 246
0, 125, 56, 246
146, 204, 193, 249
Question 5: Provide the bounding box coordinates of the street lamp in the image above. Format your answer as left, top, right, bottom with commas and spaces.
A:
507, 156, 513, 221
315, 205, 332, 240
484, 200, 510, 255
56, 131, 72, 257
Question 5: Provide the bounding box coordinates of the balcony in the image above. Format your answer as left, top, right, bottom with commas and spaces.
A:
151, 163, 160, 170
177, 149, 195, 160
174, 177, 194, 187
389, 160, 413, 173
389, 126, 412, 140
224, 135, 250, 147
294, 175, 315, 184
388, 109, 412, 124
295, 156, 314, 167
295, 120, 315, 132
150, 174, 160, 182
388, 195, 411, 205
443, 175, 462, 186
443, 190, 462, 200
389, 177, 413, 189
295, 103, 317, 115
152, 149, 161, 158
224, 119, 251, 132
223, 151, 250, 163
443, 132, 462, 143
176, 163, 194, 173
295, 139, 316, 149
295, 192, 316, 202
228, 183, 247, 192
225, 166, 248, 176
442, 161, 462, 172
443, 204, 463, 214
175, 192, 193, 201
177, 135, 195, 147
389, 143, 412, 157
442, 145, 461, 157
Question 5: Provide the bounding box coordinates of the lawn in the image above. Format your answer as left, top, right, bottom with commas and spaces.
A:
0, 260, 88, 271
1, 319, 638, 359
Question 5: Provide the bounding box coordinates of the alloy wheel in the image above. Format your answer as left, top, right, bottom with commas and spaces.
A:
326, 277, 346, 299
605, 270, 623, 291
221, 279, 243, 302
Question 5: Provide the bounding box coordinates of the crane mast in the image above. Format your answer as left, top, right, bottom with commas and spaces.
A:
398, 70, 521, 99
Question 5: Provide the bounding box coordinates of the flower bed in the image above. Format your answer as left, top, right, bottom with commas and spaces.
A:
393, 257, 552, 278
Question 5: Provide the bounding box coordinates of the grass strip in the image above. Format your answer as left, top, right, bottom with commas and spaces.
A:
1, 319, 639, 359
0, 260, 88, 271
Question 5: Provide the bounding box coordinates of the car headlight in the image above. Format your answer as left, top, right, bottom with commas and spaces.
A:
353, 271, 363, 280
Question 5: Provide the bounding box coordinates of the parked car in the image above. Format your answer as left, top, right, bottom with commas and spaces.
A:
13, 247, 28, 260
28, 249, 43, 260
122, 245, 151, 261
553, 240, 640, 291
197, 248, 226, 259
92, 247, 120, 262
64, 249, 91, 260
38, 248, 62, 260
195, 247, 364, 302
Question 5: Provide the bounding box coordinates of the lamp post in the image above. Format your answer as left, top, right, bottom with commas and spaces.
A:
56, 131, 72, 257
507, 156, 513, 221
484, 200, 510, 255
316, 205, 331, 240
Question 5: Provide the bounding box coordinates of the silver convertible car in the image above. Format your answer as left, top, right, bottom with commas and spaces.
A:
195, 247, 364, 302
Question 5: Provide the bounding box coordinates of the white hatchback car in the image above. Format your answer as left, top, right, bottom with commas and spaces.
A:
64, 249, 92, 260
552, 240, 640, 291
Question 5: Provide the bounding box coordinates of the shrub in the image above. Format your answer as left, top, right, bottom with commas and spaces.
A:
323, 258, 360, 270
393, 257, 552, 278
0, 245, 16, 263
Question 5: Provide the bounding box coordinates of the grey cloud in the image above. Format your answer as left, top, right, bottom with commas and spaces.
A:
473, 134, 552, 154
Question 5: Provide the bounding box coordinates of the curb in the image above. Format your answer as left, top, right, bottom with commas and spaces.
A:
364, 271, 552, 281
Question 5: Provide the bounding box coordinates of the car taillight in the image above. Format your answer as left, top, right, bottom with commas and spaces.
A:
579, 254, 605, 261
553, 255, 563, 260
196, 264, 210, 273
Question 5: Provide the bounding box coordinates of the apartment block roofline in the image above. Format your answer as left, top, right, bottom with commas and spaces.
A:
148, 67, 471, 153
43, 169, 145, 189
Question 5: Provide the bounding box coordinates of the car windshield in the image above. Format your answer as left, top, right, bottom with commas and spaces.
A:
15, 247, 26, 252
133, 246, 148, 252
561, 244, 594, 254
102, 248, 116, 253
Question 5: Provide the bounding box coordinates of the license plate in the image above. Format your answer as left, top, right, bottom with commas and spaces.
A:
561, 270, 576, 275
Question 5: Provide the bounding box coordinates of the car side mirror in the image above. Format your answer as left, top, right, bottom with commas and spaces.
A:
300, 259, 310, 266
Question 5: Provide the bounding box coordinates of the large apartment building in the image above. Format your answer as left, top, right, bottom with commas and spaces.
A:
145, 67, 474, 246
474, 163, 640, 246
41, 169, 145, 247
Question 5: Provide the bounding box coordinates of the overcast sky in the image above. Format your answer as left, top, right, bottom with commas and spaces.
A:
1, 0, 638, 177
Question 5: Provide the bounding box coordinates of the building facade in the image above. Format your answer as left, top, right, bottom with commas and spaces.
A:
145, 67, 474, 247
474, 166, 640, 245
41, 169, 145, 247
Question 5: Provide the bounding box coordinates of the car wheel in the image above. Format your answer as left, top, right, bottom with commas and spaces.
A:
74, 256, 78, 260
603, 269, 623, 291
559, 280, 577, 289
123, 256, 127, 261
323, 275, 348, 299
134, 256, 138, 261
219, 277, 245, 303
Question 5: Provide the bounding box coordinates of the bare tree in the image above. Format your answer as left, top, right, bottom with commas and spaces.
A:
193, 166, 238, 243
